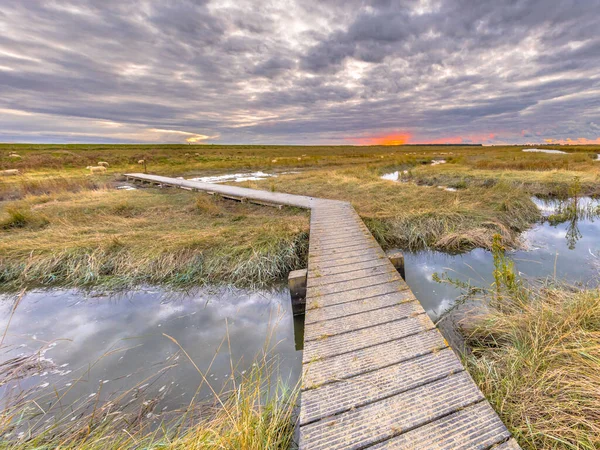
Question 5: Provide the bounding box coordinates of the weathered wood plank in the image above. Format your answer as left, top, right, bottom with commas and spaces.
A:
307, 264, 396, 288
300, 348, 464, 425
306, 271, 401, 297
305, 290, 416, 323
304, 301, 424, 341
306, 281, 409, 309
306, 258, 389, 278
368, 401, 512, 449
308, 253, 388, 270
302, 313, 434, 361
492, 439, 522, 449
302, 329, 448, 389
298, 372, 485, 449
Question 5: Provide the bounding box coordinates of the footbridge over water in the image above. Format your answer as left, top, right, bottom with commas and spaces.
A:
125, 173, 520, 450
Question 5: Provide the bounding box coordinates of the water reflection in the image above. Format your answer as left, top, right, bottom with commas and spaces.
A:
534, 196, 600, 250
401, 197, 600, 321
0, 287, 301, 427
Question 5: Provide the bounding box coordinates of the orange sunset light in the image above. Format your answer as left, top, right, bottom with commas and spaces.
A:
544, 137, 600, 145
353, 133, 412, 146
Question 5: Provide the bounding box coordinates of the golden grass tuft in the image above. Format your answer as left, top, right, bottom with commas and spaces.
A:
0, 188, 309, 291
459, 239, 600, 449
0, 354, 298, 450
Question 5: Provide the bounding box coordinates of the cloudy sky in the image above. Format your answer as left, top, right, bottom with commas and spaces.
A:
1, 0, 599, 145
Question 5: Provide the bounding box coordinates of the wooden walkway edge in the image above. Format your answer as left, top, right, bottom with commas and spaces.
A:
125, 173, 520, 450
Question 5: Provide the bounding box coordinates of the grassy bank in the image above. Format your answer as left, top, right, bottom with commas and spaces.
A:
458, 238, 600, 449
247, 166, 540, 251
1, 143, 599, 292
0, 186, 308, 291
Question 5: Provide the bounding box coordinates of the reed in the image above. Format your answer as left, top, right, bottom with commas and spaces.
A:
0, 312, 299, 450
453, 236, 600, 449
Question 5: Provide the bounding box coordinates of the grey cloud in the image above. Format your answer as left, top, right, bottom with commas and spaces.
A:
0, 0, 599, 144
250, 56, 296, 78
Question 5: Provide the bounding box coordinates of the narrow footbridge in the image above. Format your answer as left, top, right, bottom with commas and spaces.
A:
125, 173, 520, 450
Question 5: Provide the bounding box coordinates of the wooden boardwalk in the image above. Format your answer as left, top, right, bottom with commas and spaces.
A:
125, 173, 520, 450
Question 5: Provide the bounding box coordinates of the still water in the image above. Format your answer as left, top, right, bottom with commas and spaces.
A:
1, 197, 599, 429
405, 197, 600, 318
0, 287, 300, 431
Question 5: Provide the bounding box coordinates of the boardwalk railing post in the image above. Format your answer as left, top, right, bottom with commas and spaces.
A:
288, 268, 307, 315
388, 251, 405, 280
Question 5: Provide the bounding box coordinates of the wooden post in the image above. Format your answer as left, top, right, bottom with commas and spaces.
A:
288, 268, 307, 316
388, 252, 405, 280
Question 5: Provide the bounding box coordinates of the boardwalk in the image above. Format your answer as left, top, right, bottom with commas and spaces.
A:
125, 173, 520, 450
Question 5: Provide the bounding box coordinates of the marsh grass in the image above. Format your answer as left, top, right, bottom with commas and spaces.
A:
0, 176, 107, 201
0, 188, 309, 292
2, 143, 600, 292
0, 206, 49, 231
449, 236, 600, 449
248, 167, 540, 251
0, 356, 297, 450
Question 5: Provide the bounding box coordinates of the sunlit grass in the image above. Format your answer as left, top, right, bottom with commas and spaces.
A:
1, 143, 599, 292
451, 237, 600, 449
0, 188, 309, 292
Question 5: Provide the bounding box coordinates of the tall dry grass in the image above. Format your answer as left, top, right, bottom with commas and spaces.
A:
248, 167, 540, 252
459, 236, 600, 449
0, 188, 309, 292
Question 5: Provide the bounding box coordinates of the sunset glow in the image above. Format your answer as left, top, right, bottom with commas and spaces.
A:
544, 137, 600, 145
0, 2, 599, 145
352, 132, 502, 146
353, 133, 412, 146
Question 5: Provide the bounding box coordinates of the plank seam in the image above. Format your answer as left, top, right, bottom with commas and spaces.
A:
299, 367, 466, 426
301, 344, 451, 391
307, 269, 399, 290
350, 398, 487, 450
309, 241, 379, 254
303, 325, 436, 362
304, 311, 427, 343
306, 285, 410, 308
306, 279, 403, 299
307, 256, 386, 271
306, 261, 390, 281
305, 298, 417, 325
310, 240, 377, 251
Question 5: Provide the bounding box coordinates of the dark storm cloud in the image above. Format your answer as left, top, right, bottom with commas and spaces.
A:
0, 0, 599, 144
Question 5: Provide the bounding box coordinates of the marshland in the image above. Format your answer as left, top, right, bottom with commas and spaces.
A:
1, 143, 600, 449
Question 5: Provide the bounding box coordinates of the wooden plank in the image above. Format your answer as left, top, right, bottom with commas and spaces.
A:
300, 348, 464, 425
124, 173, 316, 208
302, 313, 434, 361
298, 372, 485, 449
368, 401, 512, 449
492, 439, 522, 449
307, 258, 389, 278
308, 253, 388, 271
306, 272, 401, 298
305, 290, 416, 323
307, 264, 396, 288
302, 329, 448, 389
306, 281, 409, 309
304, 301, 424, 341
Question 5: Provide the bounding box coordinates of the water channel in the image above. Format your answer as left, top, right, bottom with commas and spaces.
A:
1, 196, 598, 435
